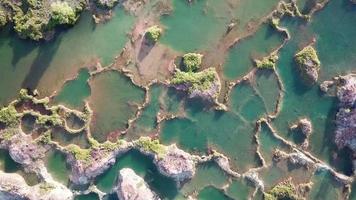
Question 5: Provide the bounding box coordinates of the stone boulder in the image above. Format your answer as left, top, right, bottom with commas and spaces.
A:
116, 168, 160, 200
154, 145, 195, 184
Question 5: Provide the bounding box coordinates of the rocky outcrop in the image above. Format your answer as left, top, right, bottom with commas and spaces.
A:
294, 45, 321, 85
0, 171, 73, 200
290, 118, 313, 137
334, 74, 356, 151
153, 144, 196, 184
171, 68, 221, 103
116, 168, 160, 200
67, 144, 131, 185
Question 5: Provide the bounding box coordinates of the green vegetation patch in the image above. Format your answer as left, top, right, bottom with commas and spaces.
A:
36, 113, 63, 127
2, 0, 85, 40
0, 8, 7, 27
294, 45, 320, 69
0, 128, 20, 141
35, 130, 52, 145
264, 181, 298, 200
171, 68, 217, 93
137, 137, 166, 156
67, 144, 92, 164
182, 53, 203, 72
88, 136, 123, 151
50, 1, 77, 25
145, 25, 162, 42
255, 53, 279, 69
0, 105, 19, 127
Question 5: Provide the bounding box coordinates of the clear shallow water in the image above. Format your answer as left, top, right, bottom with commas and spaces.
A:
197, 186, 233, 200
226, 178, 255, 200
161, 97, 261, 172
180, 161, 229, 196
53, 68, 91, 109
308, 170, 345, 200
89, 70, 145, 142
223, 24, 285, 80
0, 6, 134, 105
160, 0, 230, 52
45, 149, 70, 185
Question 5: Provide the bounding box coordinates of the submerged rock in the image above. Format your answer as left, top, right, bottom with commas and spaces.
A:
0, 171, 73, 200
294, 45, 321, 85
116, 168, 160, 200
334, 74, 356, 152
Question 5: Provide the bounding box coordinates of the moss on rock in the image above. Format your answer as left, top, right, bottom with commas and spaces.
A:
171, 68, 218, 94
264, 181, 298, 200
67, 144, 92, 164
255, 53, 279, 69
294, 45, 321, 85
137, 137, 166, 156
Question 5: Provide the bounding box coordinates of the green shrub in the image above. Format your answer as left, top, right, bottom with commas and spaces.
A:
13, 10, 48, 40
294, 45, 320, 69
137, 137, 166, 156
255, 53, 279, 69
36, 131, 52, 144
264, 181, 298, 200
51, 2, 77, 25
0, 128, 20, 140
145, 25, 162, 42
0, 9, 7, 27
182, 53, 203, 72
171, 68, 217, 93
0, 105, 19, 127
67, 144, 91, 163
36, 113, 63, 126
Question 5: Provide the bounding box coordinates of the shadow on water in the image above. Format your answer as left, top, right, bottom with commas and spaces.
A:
21, 35, 62, 90
318, 96, 353, 176
289, 58, 314, 96
9, 36, 38, 67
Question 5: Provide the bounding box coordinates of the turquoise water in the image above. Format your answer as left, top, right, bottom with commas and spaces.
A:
161, 97, 261, 172
308, 170, 345, 200
53, 68, 91, 109
45, 150, 70, 184
160, 0, 229, 52
95, 150, 178, 199
197, 186, 233, 200
89, 71, 145, 142
223, 24, 285, 80
0, 7, 134, 105
226, 178, 255, 200
75, 193, 99, 200
181, 161, 229, 195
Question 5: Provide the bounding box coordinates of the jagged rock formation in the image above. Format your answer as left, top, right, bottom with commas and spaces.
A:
294, 45, 321, 85
0, 171, 73, 200
334, 74, 356, 152
153, 144, 196, 184
116, 168, 160, 200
